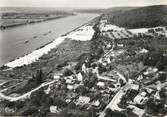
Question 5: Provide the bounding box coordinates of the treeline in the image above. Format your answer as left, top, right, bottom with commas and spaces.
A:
105, 5, 167, 28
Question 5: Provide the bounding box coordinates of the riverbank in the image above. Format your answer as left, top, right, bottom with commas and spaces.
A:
0, 16, 99, 80
0, 13, 99, 66
4, 23, 95, 68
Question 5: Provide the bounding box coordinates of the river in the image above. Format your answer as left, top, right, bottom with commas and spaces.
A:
0, 13, 98, 67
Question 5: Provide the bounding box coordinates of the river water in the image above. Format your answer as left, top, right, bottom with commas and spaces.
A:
0, 13, 98, 66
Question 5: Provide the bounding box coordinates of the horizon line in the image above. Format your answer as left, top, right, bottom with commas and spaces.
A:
0, 4, 166, 9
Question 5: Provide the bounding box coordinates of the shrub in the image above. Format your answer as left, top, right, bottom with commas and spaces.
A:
19, 106, 38, 116
53, 97, 67, 108
145, 98, 164, 115
105, 108, 126, 117
63, 69, 74, 76
68, 102, 76, 109
75, 85, 88, 95
56, 61, 68, 70
98, 63, 107, 74
35, 69, 45, 86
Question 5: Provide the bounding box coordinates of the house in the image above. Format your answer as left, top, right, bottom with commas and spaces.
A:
106, 57, 111, 64
4, 107, 15, 114
91, 100, 100, 106
117, 44, 124, 47
82, 64, 86, 73
50, 105, 60, 113
66, 79, 73, 84
44, 85, 52, 94
106, 43, 112, 49
67, 85, 74, 90
137, 75, 143, 81
53, 75, 60, 80
65, 76, 75, 84
154, 91, 161, 100
128, 105, 144, 117
133, 107, 144, 117
145, 87, 154, 94
139, 48, 148, 53
76, 96, 90, 105
131, 84, 139, 90
133, 91, 148, 105
143, 67, 158, 75
77, 73, 83, 81
65, 98, 71, 103
97, 81, 105, 88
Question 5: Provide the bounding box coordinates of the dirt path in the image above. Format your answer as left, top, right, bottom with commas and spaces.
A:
0, 80, 55, 102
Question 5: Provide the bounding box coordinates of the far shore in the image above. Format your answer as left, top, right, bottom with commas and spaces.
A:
0, 15, 71, 30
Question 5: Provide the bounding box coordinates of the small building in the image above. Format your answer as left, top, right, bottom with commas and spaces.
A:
139, 48, 148, 53
132, 106, 144, 117
77, 73, 83, 81
107, 57, 111, 64
143, 67, 158, 75
82, 64, 86, 73
97, 81, 105, 88
53, 75, 60, 80
145, 87, 154, 94
76, 96, 90, 105
50, 105, 59, 113
131, 84, 139, 90
117, 44, 124, 47
67, 85, 74, 90
66, 78, 74, 84
133, 91, 148, 105
91, 100, 100, 106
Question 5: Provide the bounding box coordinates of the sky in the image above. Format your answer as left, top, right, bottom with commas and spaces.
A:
0, 0, 167, 8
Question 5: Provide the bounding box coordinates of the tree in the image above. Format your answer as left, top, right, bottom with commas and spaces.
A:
98, 63, 107, 74
35, 68, 45, 86
75, 85, 88, 95
14, 101, 25, 109
105, 108, 127, 117
18, 106, 38, 116
143, 51, 163, 67
56, 61, 68, 70
88, 107, 97, 117
53, 97, 67, 108
145, 98, 164, 116
68, 102, 76, 109
83, 72, 97, 88
29, 88, 48, 106
63, 68, 74, 76
158, 73, 167, 83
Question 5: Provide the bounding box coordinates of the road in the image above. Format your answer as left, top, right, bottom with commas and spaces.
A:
97, 36, 129, 117
99, 83, 131, 117
0, 80, 56, 102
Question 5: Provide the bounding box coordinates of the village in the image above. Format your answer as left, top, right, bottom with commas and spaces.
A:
0, 14, 167, 117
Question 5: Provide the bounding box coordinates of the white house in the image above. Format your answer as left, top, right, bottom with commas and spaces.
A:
77, 73, 83, 81
76, 96, 90, 105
